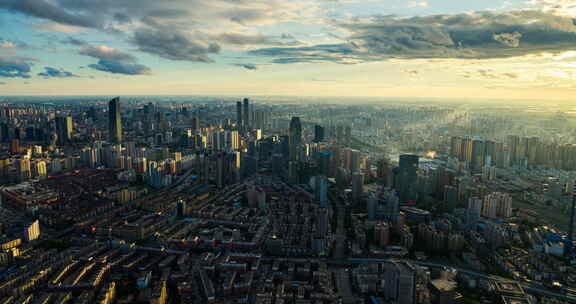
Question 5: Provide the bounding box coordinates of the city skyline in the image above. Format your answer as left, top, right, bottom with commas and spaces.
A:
1, 0, 576, 100
0, 96, 576, 303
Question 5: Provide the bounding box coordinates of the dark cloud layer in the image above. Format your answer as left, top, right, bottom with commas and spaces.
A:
88, 59, 150, 75
0, 0, 302, 63
0, 0, 99, 28
38, 66, 78, 78
252, 10, 576, 63
234, 63, 258, 70
132, 28, 220, 62
3, 0, 576, 67
0, 57, 32, 78
79, 45, 136, 62
249, 44, 357, 63
63, 37, 88, 46
78, 45, 151, 75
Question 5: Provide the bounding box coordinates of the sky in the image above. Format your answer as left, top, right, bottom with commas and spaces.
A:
1, 0, 576, 100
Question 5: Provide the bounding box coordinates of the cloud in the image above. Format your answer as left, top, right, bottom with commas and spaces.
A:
36, 23, 87, 33
250, 10, 576, 63
408, 1, 429, 8
529, 0, 576, 16
0, 56, 32, 78
79, 45, 151, 75
249, 43, 359, 63
88, 59, 151, 75
62, 37, 88, 46
79, 45, 136, 62
132, 28, 220, 62
37, 66, 78, 78
233, 63, 258, 70
493, 32, 522, 47
216, 33, 282, 46
465, 69, 520, 80
0, 0, 318, 63
0, 0, 99, 28
0, 41, 16, 49
403, 69, 420, 76
0, 38, 29, 50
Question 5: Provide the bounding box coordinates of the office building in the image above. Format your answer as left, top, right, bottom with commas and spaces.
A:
395, 155, 419, 204
24, 220, 40, 242
236, 101, 243, 129
314, 176, 328, 207
314, 125, 324, 143
108, 97, 122, 143
375, 222, 390, 248
56, 115, 73, 145
243, 98, 250, 129
352, 171, 364, 204
10, 139, 19, 155
0, 123, 9, 143
289, 117, 302, 161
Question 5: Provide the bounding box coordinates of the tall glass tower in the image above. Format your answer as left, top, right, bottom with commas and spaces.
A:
108, 97, 122, 143
289, 117, 302, 161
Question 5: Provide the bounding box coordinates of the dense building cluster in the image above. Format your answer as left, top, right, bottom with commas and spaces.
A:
0, 97, 575, 303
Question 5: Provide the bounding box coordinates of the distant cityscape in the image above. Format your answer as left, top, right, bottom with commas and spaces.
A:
0, 96, 575, 304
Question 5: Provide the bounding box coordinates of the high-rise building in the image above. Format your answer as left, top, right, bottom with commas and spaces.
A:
289, 117, 302, 161
17, 158, 31, 182
108, 97, 122, 143
382, 261, 415, 304
481, 192, 512, 218
0, 123, 9, 143
243, 98, 250, 129
350, 149, 361, 173
507, 135, 520, 165
471, 138, 485, 171
230, 130, 240, 151
191, 115, 200, 131
24, 220, 40, 242
9, 139, 19, 155
375, 222, 390, 248
395, 155, 419, 204
450, 136, 462, 159
56, 115, 73, 145
567, 183, 576, 258
352, 171, 364, 204
314, 125, 324, 143
36, 161, 47, 179
314, 176, 328, 207
236, 101, 243, 129
176, 200, 187, 217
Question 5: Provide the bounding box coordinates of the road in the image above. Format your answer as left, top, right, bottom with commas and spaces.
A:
263, 256, 576, 302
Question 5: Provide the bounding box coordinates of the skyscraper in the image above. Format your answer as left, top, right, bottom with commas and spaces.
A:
289, 117, 302, 161
191, 114, 200, 132
56, 115, 73, 145
236, 101, 243, 129
566, 184, 576, 258
108, 97, 122, 143
9, 139, 19, 155
314, 125, 324, 143
243, 98, 250, 129
395, 155, 419, 204
0, 123, 9, 143
352, 171, 364, 204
